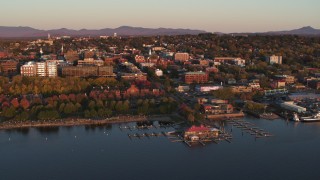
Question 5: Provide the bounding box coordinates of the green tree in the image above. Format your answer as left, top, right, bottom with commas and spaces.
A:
2, 106, 16, 119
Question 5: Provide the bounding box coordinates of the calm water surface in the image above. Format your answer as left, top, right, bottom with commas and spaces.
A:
1, 117, 320, 180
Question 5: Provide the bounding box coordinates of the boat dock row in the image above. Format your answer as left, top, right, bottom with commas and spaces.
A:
127, 131, 167, 138
119, 122, 183, 131
227, 119, 273, 138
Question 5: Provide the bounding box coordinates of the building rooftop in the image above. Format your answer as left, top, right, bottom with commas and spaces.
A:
185, 71, 206, 75
186, 125, 210, 132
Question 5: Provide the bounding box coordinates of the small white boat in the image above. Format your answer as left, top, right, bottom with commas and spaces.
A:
300, 112, 320, 122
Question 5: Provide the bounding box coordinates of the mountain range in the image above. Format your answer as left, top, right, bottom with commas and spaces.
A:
0, 26, 319, 38
264, 26, 320, 35
0, 26, 206, 38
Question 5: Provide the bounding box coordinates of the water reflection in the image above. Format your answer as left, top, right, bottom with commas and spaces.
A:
61, 126, 74, 131
35, 126, 60, 134
84, 124, 112, 131
4, 128, 30, 136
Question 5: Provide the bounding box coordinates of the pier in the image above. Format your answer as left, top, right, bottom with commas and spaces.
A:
127, 131, 168, 138
227, 119, 273, 138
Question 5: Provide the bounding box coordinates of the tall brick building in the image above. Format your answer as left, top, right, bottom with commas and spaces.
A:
184, 72, 208, 84
0, 60, 18, 75
62, 66, 114, 77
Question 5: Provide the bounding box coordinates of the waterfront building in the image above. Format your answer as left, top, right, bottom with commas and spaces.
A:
201, 104, 234, 114
280, 101, 307, 113
198, 98, 228, 105
184, 125, 219, 141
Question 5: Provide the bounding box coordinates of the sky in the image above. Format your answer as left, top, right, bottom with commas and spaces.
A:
1, 0, 319, 33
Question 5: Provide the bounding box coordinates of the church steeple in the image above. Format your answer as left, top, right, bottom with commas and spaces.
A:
39, 48, 43, 59
61, 44, 64, 55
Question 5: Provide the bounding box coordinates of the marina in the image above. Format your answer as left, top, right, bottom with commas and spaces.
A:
226, 119, 273, 138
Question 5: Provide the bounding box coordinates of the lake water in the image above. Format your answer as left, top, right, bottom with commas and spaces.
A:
1, 117, 320, 180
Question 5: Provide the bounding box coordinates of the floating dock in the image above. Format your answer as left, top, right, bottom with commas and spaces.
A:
227, 119, 273, 139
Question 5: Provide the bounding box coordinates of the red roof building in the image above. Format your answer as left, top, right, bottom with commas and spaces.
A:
184, 125, 219, 140
185, 125, 210, 132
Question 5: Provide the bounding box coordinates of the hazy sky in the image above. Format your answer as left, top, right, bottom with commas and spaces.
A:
1, 0, 319, 33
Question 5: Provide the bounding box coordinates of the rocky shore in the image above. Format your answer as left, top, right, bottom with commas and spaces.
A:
0, 115, 172, 130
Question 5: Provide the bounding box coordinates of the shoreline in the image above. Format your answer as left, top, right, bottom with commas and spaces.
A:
206, 112, 245, 120
0, 115, 173, 130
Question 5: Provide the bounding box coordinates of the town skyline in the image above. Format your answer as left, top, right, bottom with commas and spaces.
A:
1, 0, 319, 33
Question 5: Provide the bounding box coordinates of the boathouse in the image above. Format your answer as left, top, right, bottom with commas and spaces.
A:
184, 125, 219, 141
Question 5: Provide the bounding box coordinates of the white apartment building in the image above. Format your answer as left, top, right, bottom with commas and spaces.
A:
46, 60, 58, 77
267, 55, 282, 64
36, 62, 46, 77
20, 61, 37, 76
21, 61, 58, 77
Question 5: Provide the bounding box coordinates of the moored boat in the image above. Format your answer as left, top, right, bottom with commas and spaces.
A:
300, 112, 320, 122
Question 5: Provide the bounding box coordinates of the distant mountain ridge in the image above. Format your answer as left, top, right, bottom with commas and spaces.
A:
0, 26, 319, 38
264, 26, 320, 35
228, 26, 320, 36
0, 26, 207, 38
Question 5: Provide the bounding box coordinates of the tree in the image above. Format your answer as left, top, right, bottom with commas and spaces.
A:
15, 111, 29, 121
90, 109, 98, 118
212, 87, 235, 100
84, 110, 91, 118
59, 103, 65, 113
115, 101, 124, 113
64, 102, 76, 114
88, 100, 96, 110
2, 106, 16, 119
11, 98, 20, 108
